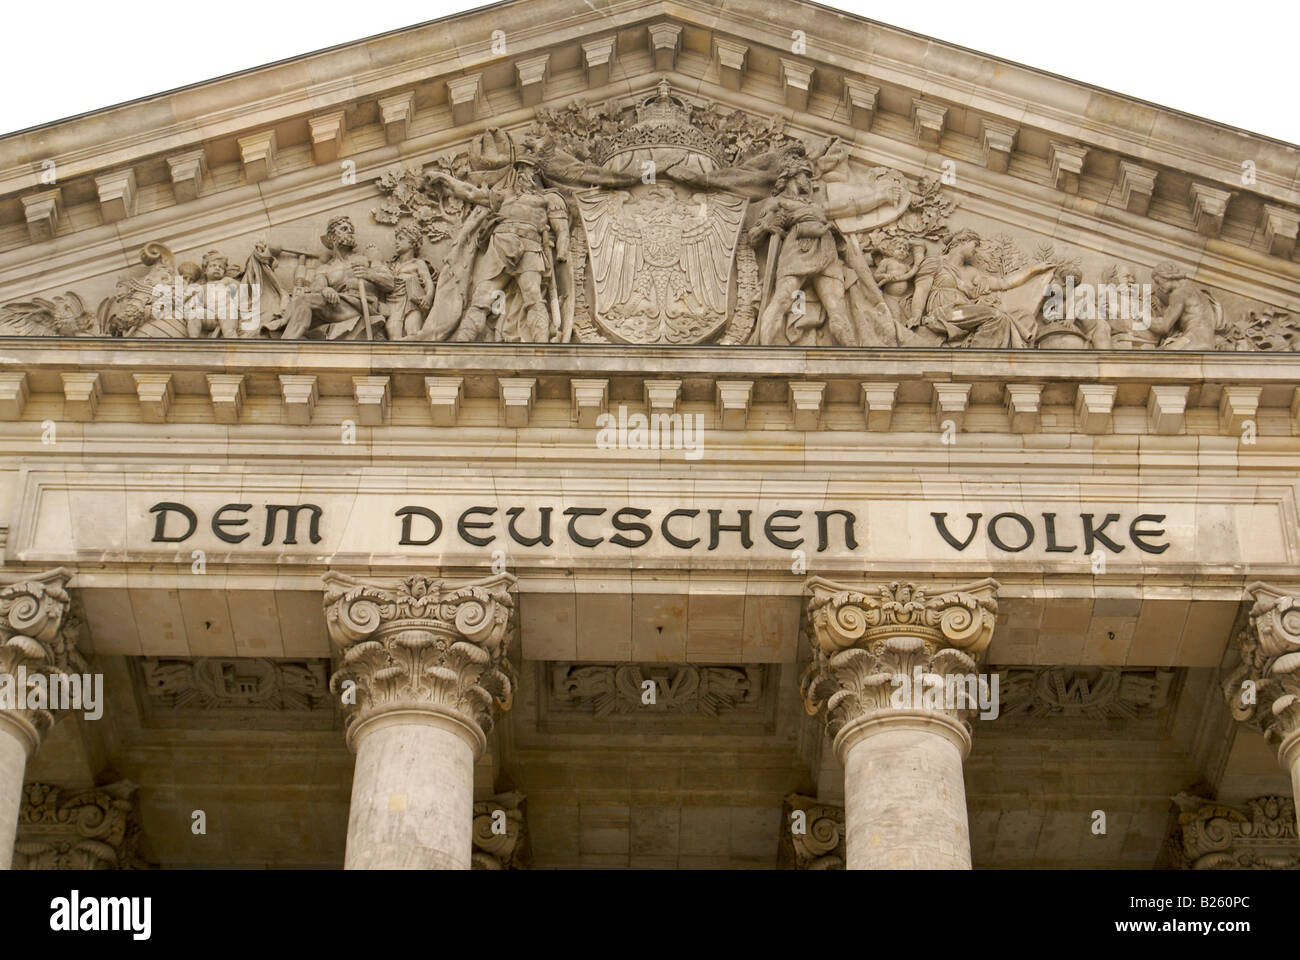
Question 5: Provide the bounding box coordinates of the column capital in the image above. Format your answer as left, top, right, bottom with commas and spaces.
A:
0, 568, 83, 753
323, 572, 518, 755
1223, 581, 1300, 753
800, 577, 999, 748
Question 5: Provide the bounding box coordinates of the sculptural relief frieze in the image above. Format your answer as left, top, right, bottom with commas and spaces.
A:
997, 666, 1175, 722
550, 662, 765, 717
2, 81, 1295, 351
137, 657, 332, 714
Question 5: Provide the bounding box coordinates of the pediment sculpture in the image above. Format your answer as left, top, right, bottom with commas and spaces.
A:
3, 81, 1295, 352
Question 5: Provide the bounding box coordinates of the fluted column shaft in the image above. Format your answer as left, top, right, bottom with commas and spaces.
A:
0, 571, 76, 871
802, 578, 999, 870
1224, 582, 1300, 834
324, 573, 517, 870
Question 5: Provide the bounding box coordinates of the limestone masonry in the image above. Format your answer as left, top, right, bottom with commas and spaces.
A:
1, 0, 1299, 870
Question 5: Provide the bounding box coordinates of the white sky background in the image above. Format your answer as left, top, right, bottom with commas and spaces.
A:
2, 0, 1297, 143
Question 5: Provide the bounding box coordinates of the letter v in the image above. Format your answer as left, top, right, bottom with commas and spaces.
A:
931, 512, 982, 551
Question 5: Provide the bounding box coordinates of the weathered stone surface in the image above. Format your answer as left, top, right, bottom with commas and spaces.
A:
14, 781, 144, 870
1, 0, 1298, 874
802, 578, 998, 868
323, 572, 516, 869
1163, 794, 1300, 870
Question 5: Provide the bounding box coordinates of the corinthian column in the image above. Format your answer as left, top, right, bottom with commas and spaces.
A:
324, 572, 517, 870
801, 577, 999, 869
1223, 582, 1300, 834
0, 569, 78, 870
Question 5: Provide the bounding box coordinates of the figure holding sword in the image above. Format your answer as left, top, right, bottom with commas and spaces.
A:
272, 215, 393, 340
423, 154, 570, 343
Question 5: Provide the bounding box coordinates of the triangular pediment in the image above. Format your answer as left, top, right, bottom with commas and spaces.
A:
0, 0, 1296, 351
5, 2, 1300, 877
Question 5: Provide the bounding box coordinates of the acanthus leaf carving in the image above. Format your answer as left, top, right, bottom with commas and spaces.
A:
1165, 793, 1300, 870
800, 578, 999, 738
1222, 582, 1300, 748
323, 572, 517, 747
15, 780, 147, 870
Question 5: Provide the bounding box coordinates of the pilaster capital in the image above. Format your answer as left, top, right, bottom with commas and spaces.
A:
1, 568, 73, 647
800, 577, 999, 742
0, 568, 84, 751
322, 572, 518, 753
1164, 793, 1299, 870
778, 794, 845, 870
472, 791, 529, 869
15, 780, 145, 870
1223, 582, 1300, 750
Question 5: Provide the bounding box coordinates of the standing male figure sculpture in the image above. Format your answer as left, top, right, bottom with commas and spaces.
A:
748, 154, 855, 346
424, 157, 570, 343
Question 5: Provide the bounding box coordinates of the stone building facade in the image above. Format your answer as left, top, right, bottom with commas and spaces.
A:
1, 0, 1299, 869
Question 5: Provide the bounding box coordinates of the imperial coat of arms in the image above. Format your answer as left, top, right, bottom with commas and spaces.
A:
579, 185, 746, 344
571, 81, 750, 344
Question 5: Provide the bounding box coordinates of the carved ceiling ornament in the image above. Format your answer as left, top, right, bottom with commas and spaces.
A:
998, 666, 1174, 721
1222, 582, 1300, 751
138, 656, 331, 712
550, 662, 764, 717
15, 781, 146, 870
1166, 793, 1300, 870
322, 572, 517, 751
6, 82, 1296, 351
800, 577, 999, 738
0, 568, 83, 750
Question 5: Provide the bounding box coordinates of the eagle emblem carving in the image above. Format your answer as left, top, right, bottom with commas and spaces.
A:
578, 185, 747, 344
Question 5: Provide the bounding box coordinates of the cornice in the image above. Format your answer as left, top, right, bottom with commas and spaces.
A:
6, 342, 1300, 464
678, 0, 1299, 193
7, 337, 1300, 380
0, 0, 657, 194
